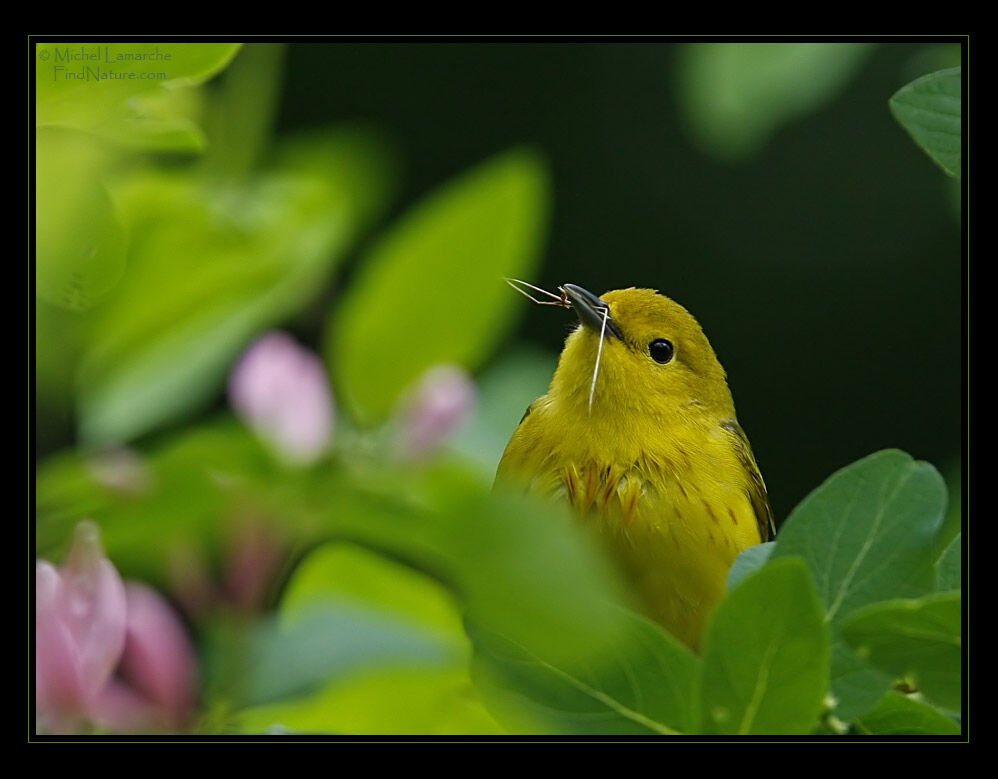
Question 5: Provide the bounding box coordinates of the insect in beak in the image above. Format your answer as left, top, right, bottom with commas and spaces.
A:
503, 278, 572, 308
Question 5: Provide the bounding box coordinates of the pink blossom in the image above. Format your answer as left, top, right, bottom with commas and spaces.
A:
35, 521, 198, 734
228, 331, 334, 465
398, 364, 476, 459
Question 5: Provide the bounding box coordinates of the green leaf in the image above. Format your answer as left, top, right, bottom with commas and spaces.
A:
35, 42, 241, 151
236, 666, 504, 736
234, 542, 501, 735
727, 541, 774, 589
323, 464, 630, 670
936, 534, 961, 592
327, 147, 550, 424
35, 127, 127, 311
840, 591, 961, 712
243, 603, 460, 705
770, 450, 947, 721
889, 67, 961, 179
676, 42, 874, 161
76, 126, 395, 445
826, 642, 894, 723
471, 608, 700, 736
279, 542, 469, 653
699, 557, 829, 735
771, 449, 947, 624
852, 691, 960, 736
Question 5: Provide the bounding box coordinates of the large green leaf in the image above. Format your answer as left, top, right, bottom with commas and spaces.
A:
471, 608, 700, 736
699, 557, 829, 735
889, 67, 961, 179
327, 147, 550, 424
676, 42, 874, 161
840, 591, 961, 713
771, 449, 947, 623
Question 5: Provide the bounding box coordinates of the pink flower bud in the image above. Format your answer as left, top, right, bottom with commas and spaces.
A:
35, 521, 199, 734
114, 582, 198, 729
228, 331, 334, 465
35, 521, 127, 733
398, 364, 476, 459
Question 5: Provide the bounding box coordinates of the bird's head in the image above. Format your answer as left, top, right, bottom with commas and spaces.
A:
550, 284, 735, 420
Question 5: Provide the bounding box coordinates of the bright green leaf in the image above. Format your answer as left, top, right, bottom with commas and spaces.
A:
676, 42, 874, 161
840, 591, 961, 713
35, 127, 127, 311
700, 557, 829, 735
471, 608, 699, 736
280, 542, 468, 653
852, 690, 960, 736
35, 42, 241, 151
889, 67, 961, 178
328, 147, 550, 424
76, 126, 395, 445
236, 666, 504, 736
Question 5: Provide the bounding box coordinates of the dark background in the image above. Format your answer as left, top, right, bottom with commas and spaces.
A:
277, 41, 960, 523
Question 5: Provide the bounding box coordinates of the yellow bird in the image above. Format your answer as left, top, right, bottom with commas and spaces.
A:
496, 282, 774, 651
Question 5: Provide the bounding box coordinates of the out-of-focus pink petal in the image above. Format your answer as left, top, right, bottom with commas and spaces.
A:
399, 364, 476, 459
228, 331, 334, 465
116, 582, 198, 729
56, 521, 127, 699
35, 561, 85, 732
90, 678, 160, 734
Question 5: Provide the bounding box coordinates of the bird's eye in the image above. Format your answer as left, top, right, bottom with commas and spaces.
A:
648, 338, 674, 364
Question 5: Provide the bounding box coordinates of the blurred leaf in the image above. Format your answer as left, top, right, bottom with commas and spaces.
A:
35, 127, 127, 311
676, 42, 874, 161
840, 591, 961, 713
727, 541, 774, 590
315, 462, 631, 673
936, 534, 961, 592
77, 125, 395, 445
328, 147, 550, 425
280, 542, 468, 652
852, 690, 960, 736
471, 608, 699, 735
889, 67, 961, 179
35, 42, 241, 151
236, 666, 503, 735
244, 603, 458, 705
234, 543, 500, 734
202, 44, 285, 179
448, 345, 557, 475
36, 418, 282, 581
273, 124, 399, 236
699, 557, 829, 735
771, 449, 947, 623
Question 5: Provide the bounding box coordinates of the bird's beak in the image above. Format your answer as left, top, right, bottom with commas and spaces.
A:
562, 284, 623, 340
